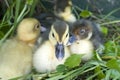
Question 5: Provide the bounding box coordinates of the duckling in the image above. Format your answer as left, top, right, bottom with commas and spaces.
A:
69, 19, 104, 61
54, 0, 76, 23
0, 18, 40, 80
33, 20, 70, 73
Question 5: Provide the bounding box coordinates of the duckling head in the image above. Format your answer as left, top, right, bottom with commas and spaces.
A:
54, 0, 76, 23
72, 20, 93, 40
54, 0, 72, 14
17, 18, 41, 45
49, 20, 69, 61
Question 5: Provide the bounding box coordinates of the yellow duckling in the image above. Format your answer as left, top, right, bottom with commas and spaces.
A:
0, 18, 40, 80
69, 20, 94, 61
33, 20, 70, 73
54, 0, 76, 23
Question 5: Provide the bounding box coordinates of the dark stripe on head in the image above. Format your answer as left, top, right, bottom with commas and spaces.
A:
53, 20, 68, 41
55, 0, 71, 12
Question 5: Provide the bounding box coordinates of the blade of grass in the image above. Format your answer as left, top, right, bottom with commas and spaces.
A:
102, 8, 120, 20
86, 69, 105, 80
0, 13, 7, 29
101, 20, 120, 25
64, 65, 97, 80
73, 5, 100, 20
72, 6, 80, 19
29, 0, 38, 17
0, 2, 29, 45
14, 0, 21, 22
104, 70, 112, 80
0, 25, 14, 45
4, 0, 9, 8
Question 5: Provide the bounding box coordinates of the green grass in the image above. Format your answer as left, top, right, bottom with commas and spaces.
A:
0, 0, 120, 80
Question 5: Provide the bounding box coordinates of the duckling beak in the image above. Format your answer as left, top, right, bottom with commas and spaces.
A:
67, 34, 76, 45
55, 42, 64, 61
41, 26, 47, 32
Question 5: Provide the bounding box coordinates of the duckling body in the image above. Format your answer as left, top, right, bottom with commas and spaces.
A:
0, 18, 40, 80
33, 20, 70, 73
0, 38, 33, 80
70, 40, 94, 61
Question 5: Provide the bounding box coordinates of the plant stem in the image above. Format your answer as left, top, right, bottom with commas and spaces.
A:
4, 0, 9, 8
102, 8, 120, 20
0, 25, 14, 45
101, 20, 120, 25
17, 4, 28, 22
0, 3, 28, 45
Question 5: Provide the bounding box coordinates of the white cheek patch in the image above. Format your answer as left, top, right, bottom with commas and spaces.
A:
86, 32, 92, 40
62, 25, 69, 46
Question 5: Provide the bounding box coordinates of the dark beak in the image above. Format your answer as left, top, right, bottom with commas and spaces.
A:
55, 42, 64, 61
67, 34, 76, 45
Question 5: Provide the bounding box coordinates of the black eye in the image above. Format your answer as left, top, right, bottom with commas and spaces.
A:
66, 33, 68, 38
80, 29, 85, 35
52, 33, 55, 37
34, 24, 40, 30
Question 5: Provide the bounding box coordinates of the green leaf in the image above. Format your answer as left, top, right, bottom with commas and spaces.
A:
64, 54, 82, 68
56, 64, 66, 73
110, 69, 120, 79
105, 69, 120, 80
0, 31, 4, 39
15, 0, 21, 22
29, 0, 38, 16
95, 66, 105, 79
80, 10, 92, 18
26, 0, 33, 5
105, 70, 111, 80
106, 59, 120, 72
101, 26, 108, 36
104, 41, 117, 57
118, 45, 120, 56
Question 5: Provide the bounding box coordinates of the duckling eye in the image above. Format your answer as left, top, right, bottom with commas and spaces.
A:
80, 29, 85, 35
34, 24, 40, 30
66, 33, 68, 38
52, 33, 55, 38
